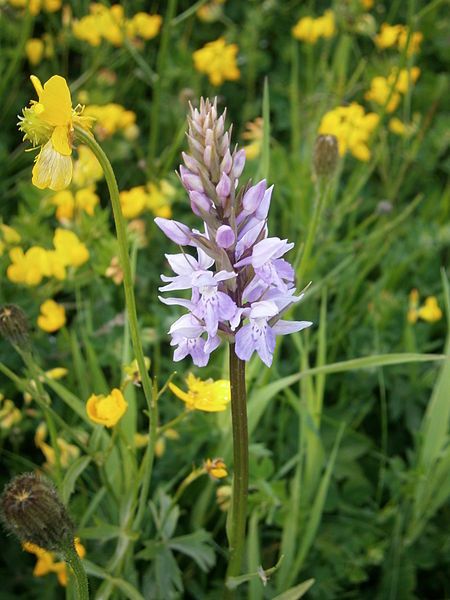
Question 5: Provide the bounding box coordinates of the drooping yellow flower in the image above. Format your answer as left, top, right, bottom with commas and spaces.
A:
53, 228, 89, 267
86, 388, 128, 427
25, 39, 45, 66
169, 373, 231, 412
204, 458, 228, 479
18, 75, 93, 191
318, 103, 379, 161
292, 10, 336, 44
23, 538, 85, 587
37, 300, 66, 333
193, 38, 240, 86
0, 394, 22, 429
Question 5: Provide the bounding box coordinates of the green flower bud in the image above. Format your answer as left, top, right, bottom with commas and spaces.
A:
0, 473, 74, 552
313, 134, 339, 178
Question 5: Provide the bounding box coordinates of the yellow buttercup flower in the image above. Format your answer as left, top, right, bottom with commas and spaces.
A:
25, 39, 45, 66
318, 103, 379, 161
193, 38, 240, 86
169, 373, 231, 412
292, 10, 336, 44
86, 388, 128, 427
204, 458, 228, 479
37, 300, 66, 333
53, 228, 89, 267
18, 75, 93, 191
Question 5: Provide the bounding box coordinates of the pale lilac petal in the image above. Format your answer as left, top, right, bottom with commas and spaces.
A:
256, 326, 276, 367
249, 300, 279, 319
155, 218, 192, 245
255, 185, 274, 220
272, 320, 313, 335
216, 225, 235, 249
235, 325, 255, 362
216, 172, 231, 199
158, 296, 194, 310
242, 180, 266, 214
165, 253, 198, 275
232, 149, 246, 178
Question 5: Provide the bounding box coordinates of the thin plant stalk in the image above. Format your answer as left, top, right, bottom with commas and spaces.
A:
225, 345, 249, 592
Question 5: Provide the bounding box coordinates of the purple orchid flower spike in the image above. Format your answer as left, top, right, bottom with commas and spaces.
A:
156, 97, 312, 367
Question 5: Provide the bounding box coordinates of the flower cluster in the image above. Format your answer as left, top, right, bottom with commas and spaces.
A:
8, 0, 61, 15
83, 103, 137, 140
374, 23, 423, 55
35, 421, 79, 470
365, 67, 420, 113
18, 76, 93, 191
72, 4, 162, 47
318, 103, 379, 161
193, 38, 240, 86
156, 99, 312, 367
7, 229, 89, 286
292, 10, 336, 44
50, 187, 99, 222
119, 180, 175, 219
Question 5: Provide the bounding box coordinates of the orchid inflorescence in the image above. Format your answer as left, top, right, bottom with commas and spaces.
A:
155, 98, 312, 367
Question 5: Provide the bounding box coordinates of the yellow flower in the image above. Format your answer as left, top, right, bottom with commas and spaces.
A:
37, 299, 66, 332
84, 103, 137, 140
146, 180, 175, 218
35, 421, 80, 469
204, 458, 228, 479
25, 39, 45, 66
417, 297, 443, 323
0, 394, 22, 429
130, 13, 162, 40
23, 538, 85, 587
123, 357, 151, 386
318, 103, 379, 161
120, 186, 148, 219
1, 224, 21, 244
389, 117, 406, 135
374, 23, 423, 55
53, 228, 89, 267
193, 38, 240, 86
197, 0, 226, 22
8, 0, 60, 14
72, 145, 103, 187
292, 10, 336, 44
18, 75, 93, 191
169, 373, 231, 412
216, 484, 232, 511
51, 190, 75, 221
44, 367, 68, 379
105, 256, 124, 285
365, 67, 420, 113
7, 246, 49, 286
86, 388, 128, 427
242, 117, 263, 160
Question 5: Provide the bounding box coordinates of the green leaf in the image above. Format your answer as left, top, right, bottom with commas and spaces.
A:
83, 559, 145, 600
272, 579, 315, 600
169, 529, 216, 572
77, 524, 126, 540
61, 456, 91, 504
256, 77, 270, 181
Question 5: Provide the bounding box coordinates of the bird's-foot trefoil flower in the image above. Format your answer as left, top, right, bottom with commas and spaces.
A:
18, 75, 93, 191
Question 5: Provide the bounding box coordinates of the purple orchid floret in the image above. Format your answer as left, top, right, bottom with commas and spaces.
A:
156, 98, 312, 367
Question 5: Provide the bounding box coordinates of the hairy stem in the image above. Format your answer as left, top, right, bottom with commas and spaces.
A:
63, 542, 89, 600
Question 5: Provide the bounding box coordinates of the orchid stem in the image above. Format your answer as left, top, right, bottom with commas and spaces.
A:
225, 344, 248, 595
74, 126, 154, 419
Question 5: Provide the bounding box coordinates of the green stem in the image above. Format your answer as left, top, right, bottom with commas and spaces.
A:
74, 126, 153, 418
63, 542, 89, 600
225, 345, 248, 594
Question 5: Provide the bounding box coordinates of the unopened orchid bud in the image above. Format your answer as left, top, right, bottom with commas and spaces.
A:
216, 225, 235, 249
203, 145, 213, 169
232, 149, 246, 178
216, 172, 231, 200
189, 191, 212, 215
155, 218, 192, 245
242, 179, 267, 214
182, 152, 201, 174
180, 166, 204, 193
220, 149, 232, 174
